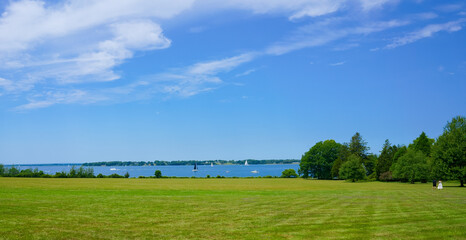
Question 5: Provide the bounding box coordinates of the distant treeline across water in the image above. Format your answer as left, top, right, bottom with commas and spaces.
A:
82, 159, 299, 167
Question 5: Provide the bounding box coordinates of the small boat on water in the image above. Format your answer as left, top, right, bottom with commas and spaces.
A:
193, 163, 198, 172
245, 160, 249, 166
251, 170, 258, 174
110, 168, 117, 171
211, 163, 213, 167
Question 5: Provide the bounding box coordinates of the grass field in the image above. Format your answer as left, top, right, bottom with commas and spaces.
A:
0, 178, 465, 239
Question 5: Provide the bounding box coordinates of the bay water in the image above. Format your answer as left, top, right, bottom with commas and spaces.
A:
10, 164, 299, 178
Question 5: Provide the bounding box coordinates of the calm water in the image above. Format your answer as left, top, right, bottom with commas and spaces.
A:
11, 164, 299, 177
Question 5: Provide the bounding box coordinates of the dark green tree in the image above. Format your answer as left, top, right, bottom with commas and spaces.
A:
376, 139, 398, 180
154, 170, 162, 178
7, 166, 20, 177
0, 164, 4, 176
431, 116, 466, 187
339, 154, 366, 182
392, 145, 408, 164
281, 169, 298, 178
391, 149, 429, 184
349, 132, 369, 160
69, 166, 77, 178
331, 144, 350, 179
331, 157, 343, 179
299, 140, 342, 179
364, 154, 378, 179
409, 132, 434, 156
124, 172, 130, 178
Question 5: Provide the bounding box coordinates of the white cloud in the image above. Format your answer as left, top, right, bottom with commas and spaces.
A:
0, 0, 192, 96
0, 0, 193, 54
386, 19, 466, 48
288, 1, 342, 20
56, 20, 171, 83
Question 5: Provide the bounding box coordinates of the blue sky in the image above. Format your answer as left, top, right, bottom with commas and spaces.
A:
0, 0, 465, 164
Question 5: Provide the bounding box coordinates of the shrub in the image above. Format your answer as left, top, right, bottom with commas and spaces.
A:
379, 171, 393, 182
154, 170, 162, 178
339, 155, 366, 182
391, 149, 429, 184
281, 169, 298, 178
109, 173, 124, 178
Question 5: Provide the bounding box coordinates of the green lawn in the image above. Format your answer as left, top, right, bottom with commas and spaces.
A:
0, 178, 465, 239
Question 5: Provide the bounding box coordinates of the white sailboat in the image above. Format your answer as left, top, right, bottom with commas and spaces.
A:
244, 160, 249, 166
193, 162, 198, 172
211, 163, 213, 167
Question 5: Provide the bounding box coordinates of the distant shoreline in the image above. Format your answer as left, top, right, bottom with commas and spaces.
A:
82, 160, 299, 167
5, 160, 300, 167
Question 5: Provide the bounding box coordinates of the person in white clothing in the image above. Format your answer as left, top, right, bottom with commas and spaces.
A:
438, 180, 443, 190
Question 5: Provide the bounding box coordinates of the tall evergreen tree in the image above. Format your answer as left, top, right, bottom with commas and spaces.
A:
349, 132, 369, 160
376, 139, 398, 179
410, 132, 434, 156
330, 144, 349, 179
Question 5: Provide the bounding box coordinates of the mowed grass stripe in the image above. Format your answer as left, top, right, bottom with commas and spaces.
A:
0, 178, 465, 239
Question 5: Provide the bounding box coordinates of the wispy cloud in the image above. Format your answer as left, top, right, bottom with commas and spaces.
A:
359, 0, 398, 11
235, 69, 256, 77
333, 43, 359, 51
189, 26, 207, 33
266, 18, 409, 55
386, 19, 466, 48
412, 12, 438, 20
187, 53, 257, 75
147, 53, 257, 98
15, 89, 106, 111
330, 61, 346, 66
435, 3, 464, 13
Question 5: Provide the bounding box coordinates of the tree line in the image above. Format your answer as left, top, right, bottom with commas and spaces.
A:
299, 116, 465, 186
82, 159, 298, 166
0, 165, 130, 178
